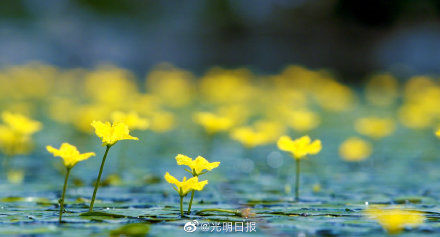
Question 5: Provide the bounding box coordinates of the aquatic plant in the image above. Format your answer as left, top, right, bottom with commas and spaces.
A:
0, 112, 42, 183
46, 143, 95, 222
277, 135, 321, 201
164, 172, 208, 216
175, 154, 220, 214
89, 121, 138, 211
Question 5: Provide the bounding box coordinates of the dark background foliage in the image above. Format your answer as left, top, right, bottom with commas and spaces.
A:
1, 0, 440, 80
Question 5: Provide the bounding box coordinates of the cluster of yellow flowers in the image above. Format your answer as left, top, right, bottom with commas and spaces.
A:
0, 62, 437, 232
165, 154, 220, 216
46, 120, 138, 222
1, 63, 432, 163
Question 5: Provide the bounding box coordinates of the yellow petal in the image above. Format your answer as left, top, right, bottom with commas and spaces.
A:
193, 156, 220, 174
46, 143, 95, 168
308, 139, 322, 154
277, 136, 294, 151
164, 172, 180, 187
176, 154, 193, 167
192, 179, 208, 191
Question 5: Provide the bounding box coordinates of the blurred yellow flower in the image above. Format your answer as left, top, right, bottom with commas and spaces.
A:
164, 172, 208, 196
312, 183, 321, 193
91, 121, 139, 146
286, 109, 320, 132
339, 137, 372, 162
194, 112, 233, 134
365, 73, 398, 107
404, 75, 436, 99
277, 135, 321, 159
148, 111, 175, 132
355, 117, 395, 139
199, 67, 254, 104
435, 129, 440, 138
398, 104, 434, 129
313, 78, 355, 112
73, 104, 110, 133
111, 111, 149, 130
7, 169, 25, 184
231, 127, 268, 148
48, 98, 78, 124
1, 63, 56, 100
175, 154, 220, 175
2, 112, 42, 136
84, 65, 138, 106
46, 143, 95, 168
365, 208, 424, 234
0, 125, 33, 156
146, 64, 195, 107
231, 121, 284, 148
217, 105, 249, 126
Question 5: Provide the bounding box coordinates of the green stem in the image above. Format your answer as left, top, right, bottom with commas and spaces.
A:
295, 158, 301, 201
59, 167, 71, 223
187, 190, 195, 214
186, 168, 198, 214
89, 145, 111, 212
180, 195, 184, 216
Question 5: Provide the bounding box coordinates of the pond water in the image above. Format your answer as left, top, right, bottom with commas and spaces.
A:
1, 116, 439, 237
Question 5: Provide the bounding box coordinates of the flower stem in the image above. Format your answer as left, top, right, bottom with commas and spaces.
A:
295, 158, 300, 201
59, 167, 71, 223
180, 195, 184, 216
89, 145, 111, 212
187, 190, 195, 214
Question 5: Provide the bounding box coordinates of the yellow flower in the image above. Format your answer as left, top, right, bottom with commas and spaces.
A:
277, 135, 321, 159
231, 127, 268, 148
355, 117, 395, 139
2, 112, 42, 136
199, 67, 254, 104
84, 65, 138, 106
339, 137, 372, 162
436, 129, 440, 138
399, 104, 433, 129
148, 111, 175, 132
193, 112, 234, 134
0, 125, 33, 156
365, 208, 424, 234
312, 78, 355, 112
7, 169, 25, 184
312, 183, 321, 193
46, 143, 95, 168
111, 111, 149, 130
231, 121, 284, 148
164, 172, 208, 196
91, 121, 139, 146
286, 109, 320, 132
145, 64, 195, 107
175, 154, 220, 175
365, 73, 398, 107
